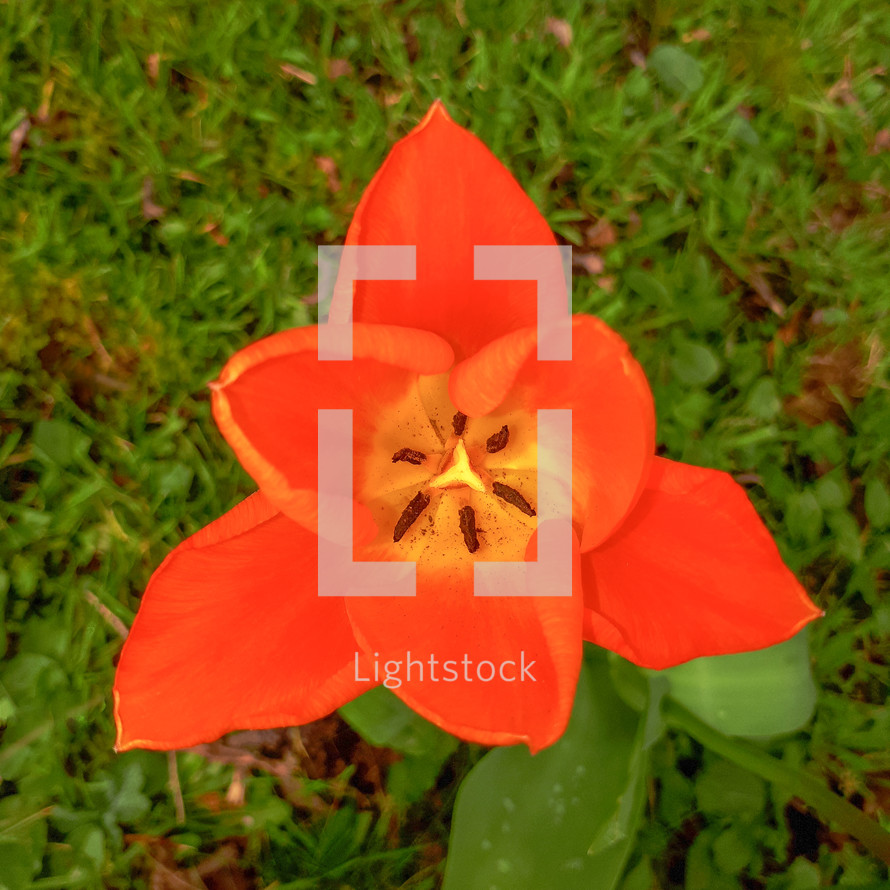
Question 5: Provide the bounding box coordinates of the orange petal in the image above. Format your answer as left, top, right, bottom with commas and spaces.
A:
345, 531, 583, 753
211, 323, 453, 538
581, 458, 823, 669
449, 315, 656, 550
114, 492, 369, 751
343, 101, 555, 360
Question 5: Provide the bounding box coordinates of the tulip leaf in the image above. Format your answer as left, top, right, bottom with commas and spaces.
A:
659, 630, 816, 737
442, 651, 645, 890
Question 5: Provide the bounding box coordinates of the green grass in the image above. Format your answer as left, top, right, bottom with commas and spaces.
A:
2, 0, 889, 887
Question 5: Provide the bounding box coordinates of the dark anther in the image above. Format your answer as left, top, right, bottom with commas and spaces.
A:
458, 505, 480, 553
452, 411, 467, 436
486, 425, 509, 453
492, 482, 536, 517
392, 448, 426, 465
393, 491, 431, 542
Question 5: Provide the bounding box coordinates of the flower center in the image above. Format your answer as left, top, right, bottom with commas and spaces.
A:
429, 439, 485, 492
355, 374, 538, 566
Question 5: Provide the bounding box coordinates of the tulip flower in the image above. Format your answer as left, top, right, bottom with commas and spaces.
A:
113, 102, 821, 754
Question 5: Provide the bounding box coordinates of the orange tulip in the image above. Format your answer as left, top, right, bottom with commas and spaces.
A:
114, 103, 821, 754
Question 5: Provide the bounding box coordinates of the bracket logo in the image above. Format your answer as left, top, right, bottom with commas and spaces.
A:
316, 245, 573, 598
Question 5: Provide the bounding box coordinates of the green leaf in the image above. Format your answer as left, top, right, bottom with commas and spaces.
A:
0, 798, 48, 890
825, 509, 864, 562
608, 654, 668, 750
620, 857, 655, 890
0, 841, 34, 890
67, 823, 105, 871
339, 687, 458, 803
685, 826, 738, 890
660, 630, 816, 737
442, 652, 645, 890
864, 478, 890, 528
696, 759, 766, 821
657, 768, 695, 824
711, 824, 755, 874
387, 755, 448, 805
786, 490, 823, 546
463, 0, 538, 31
746, 378, 780, 420
649, 45, 704, 95
249, 108, 279, 123
92, 760, 151, 842
152, 462, 195, 500
624, 267, 669, 304
813, 473, 848, 510
671, 341, 721, 386
31, 419, 90, 467
727, 114, 760, 146
781, 858, 821, 889
339, 686, 456, 758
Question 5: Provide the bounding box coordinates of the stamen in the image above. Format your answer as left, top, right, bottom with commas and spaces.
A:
486, 424, 509, 453
452, 411, 467, 436
392, 447, 426, 465
458, 505, 480, 553
492, 482, 536, 517
393, 491, 432, 542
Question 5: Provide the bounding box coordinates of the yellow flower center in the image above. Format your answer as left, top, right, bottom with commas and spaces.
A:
355, 373, 538, 567
429, 439, 486, 492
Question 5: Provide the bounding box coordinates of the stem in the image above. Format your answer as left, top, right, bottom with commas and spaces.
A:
662, 697, 890, 866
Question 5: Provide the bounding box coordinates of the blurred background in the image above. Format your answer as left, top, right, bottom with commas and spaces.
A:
1, 0, 888, 887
